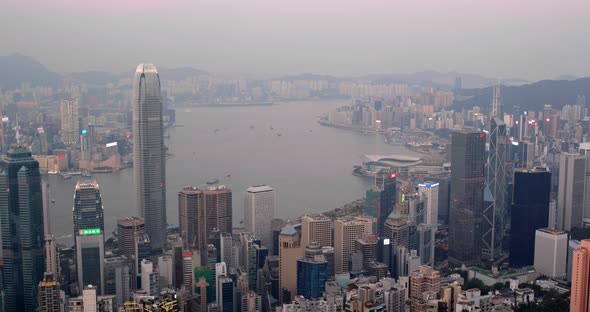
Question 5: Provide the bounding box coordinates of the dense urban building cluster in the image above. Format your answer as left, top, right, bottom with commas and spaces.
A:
0, 61, 589, 312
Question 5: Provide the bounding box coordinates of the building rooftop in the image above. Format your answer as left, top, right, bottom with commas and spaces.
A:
247, 185, 273, 193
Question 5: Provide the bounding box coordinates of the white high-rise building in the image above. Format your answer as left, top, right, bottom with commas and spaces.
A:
244, 185, 274, 251
158, 255, 174, 289
534, 228, 567, 279
215, 262, 227, 304
133, 64, 166, 251
418, 182, 439, 225
557, 153, 585, 231
60, 98, 80, 145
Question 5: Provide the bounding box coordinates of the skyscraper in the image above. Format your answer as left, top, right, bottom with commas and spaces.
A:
296, 243, 329, 299
133, 63, 166, 251
366, 171, 397, 235
556, 153, 585, 231
482, 87, 507, 261
448, 130, 486, 267
60, 98, 80, 145
76, 228, 105, 295
104, 256, 130, 307
244, 185, 275, 252
116, 216, 145, 290
0, 147, 44, 311
73, 180, 105, 294
300, 214, 332, 249
383, 211, 411, 277
73, 180, 104, 240
278, 224, 302, 304
178, 185, 232, 265
533, 228, 567, 279
418, 182, 439, 226
510, 168, 550, 267
569, 239, 590, 312
334, 216, 372, 274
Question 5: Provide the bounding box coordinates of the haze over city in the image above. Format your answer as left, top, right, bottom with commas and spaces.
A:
2, 1, 590, 311
2, 0, 590, 80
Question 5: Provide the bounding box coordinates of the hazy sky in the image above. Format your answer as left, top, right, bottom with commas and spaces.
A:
2, 0, 589, 80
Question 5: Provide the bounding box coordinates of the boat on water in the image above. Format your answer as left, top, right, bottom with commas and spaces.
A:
60, 172, 72, 180
50, 198, 55, 203
82, 171, 91, 178
69, 171, 82, 176
206, 179, 219, 185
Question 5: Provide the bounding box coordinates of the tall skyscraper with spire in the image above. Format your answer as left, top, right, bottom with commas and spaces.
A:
133, 64, 167, 251
482, 85, 506, 261
0, 147, 44, 311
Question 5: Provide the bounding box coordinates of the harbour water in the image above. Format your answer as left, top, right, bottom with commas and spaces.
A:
47, 100, 419, 243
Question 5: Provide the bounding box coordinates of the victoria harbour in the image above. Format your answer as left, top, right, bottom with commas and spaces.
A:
47, 100, 417, 241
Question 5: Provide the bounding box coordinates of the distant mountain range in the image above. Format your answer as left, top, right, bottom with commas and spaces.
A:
455, 78, 590, 112
0, 54, 61, 90
0, 54, 588, 112
362, 71, 529, 89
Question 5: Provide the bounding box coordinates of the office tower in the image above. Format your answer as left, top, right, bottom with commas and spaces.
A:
296, 244, 328, 299
219, 233, 233, 268
239, 233, 266, 292
72, 181, 105, 295
183, 252, 194, 292
39, 273, 63, 312
510, 168, 550, 267
334, 216, 372, 274
570, 240, 590, 312
278, 224, 303, 304
409, 266, 441, 312
133, 63, 166, 251
534, 228, 567, 279
158, 255, 174, 289
178, 186, 232, 265
73, 180, 105, 240
42, 180, 59, 278
557, 153, 585, 231
417, 224, 436, 267
0, 147, 44, 311
448, 130, 486, 267
104, 256, 130, 307
173, 244, 184, 289
300, 214, 332, 249
76, 228, 105, 295
215, 262, 227, 303
418, 182, 439, 225
117, 216, 145, 290
141, 259, 159, 295
218, 276, 234, 312
482, 100, 507, 261
366, 171, 397, 235
271, 219, 286, 256
354, 233, 378, 268
245, 185, 274, 251
580, 143, 590, 225
383, 212, 411, 277
60, 98, 80, 145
